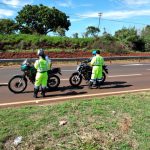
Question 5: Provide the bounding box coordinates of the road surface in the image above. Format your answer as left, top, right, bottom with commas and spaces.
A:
0, 63, 150, 107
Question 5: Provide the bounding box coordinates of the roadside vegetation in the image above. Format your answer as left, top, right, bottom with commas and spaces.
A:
0, 4, 150, 55
0, 92, 149, 150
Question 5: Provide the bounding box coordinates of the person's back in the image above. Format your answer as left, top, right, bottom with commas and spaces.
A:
91, 54, 104, 67
33, 49, 49, 98
35, 57, 48, 73
90, 50, 104, 88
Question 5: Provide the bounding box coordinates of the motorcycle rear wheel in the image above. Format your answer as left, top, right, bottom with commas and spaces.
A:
69, 73, 82, 87
47, 75, 60, 89
8, 75, 27, 93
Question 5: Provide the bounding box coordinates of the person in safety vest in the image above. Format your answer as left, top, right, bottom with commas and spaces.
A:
33, 49, 51, 98
90, 50, 104, 88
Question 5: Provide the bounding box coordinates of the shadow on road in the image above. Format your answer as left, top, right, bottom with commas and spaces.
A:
81, 81, 132, 89
101, 81, 132, 89
45, 91, 87, 98
45, 85, 87, 97
17, 81, 132, 97
19, 85, 87, 98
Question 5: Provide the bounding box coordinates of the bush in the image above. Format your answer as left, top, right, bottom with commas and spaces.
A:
0, 34, 94, 51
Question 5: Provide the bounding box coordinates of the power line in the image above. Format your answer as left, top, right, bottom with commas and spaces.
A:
0, 2, 148, 26
102, 18, 148, 26
68, 14, 148, 26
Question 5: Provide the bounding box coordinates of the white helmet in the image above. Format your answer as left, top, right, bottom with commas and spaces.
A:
37, 49, 45, 57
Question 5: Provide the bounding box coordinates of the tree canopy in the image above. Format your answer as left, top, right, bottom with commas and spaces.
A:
141, 25, 150, 51
16, 4, 71, 35
114, 27, 145, 51
115, 27, 138, 44
0, 19, 17, 34
85, 26, 100, 37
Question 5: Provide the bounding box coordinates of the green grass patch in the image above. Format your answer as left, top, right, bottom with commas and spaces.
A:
0, 92, 150, 149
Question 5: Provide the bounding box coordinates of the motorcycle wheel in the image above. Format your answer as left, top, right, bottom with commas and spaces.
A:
69, 73, 82, 87
47, 75, 60, 89
8, 75, 27, 93
101, 72, 106, 85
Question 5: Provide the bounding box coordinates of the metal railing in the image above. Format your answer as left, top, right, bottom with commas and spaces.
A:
0, 56, 150, 63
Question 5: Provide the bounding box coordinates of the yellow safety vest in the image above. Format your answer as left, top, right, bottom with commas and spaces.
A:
91, 55, 104, 66
34, 58, 49, 73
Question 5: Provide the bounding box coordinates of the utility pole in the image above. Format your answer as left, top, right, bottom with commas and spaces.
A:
98, 12, 102, 31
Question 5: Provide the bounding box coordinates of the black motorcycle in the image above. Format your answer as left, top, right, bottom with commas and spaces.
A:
69, 60, 108, 87
8, 59, 61, 93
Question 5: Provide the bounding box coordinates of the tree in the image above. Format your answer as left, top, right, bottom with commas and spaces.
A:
115, 27, 145, 51
16, 4, 71, 35
54, 26, 66, 36
141, 25, 150, 51
85, 26, 100, 37
82, 32, 88, 38
0, 19, 17, 34
115, 27, 137, 42
141, 25, 150, 37
72, 33, 78, 38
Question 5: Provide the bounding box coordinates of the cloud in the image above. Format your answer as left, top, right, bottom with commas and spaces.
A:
124, 0, 150, 5
56, 0, 73, 7
2, 0, 33, 7
0, 9, 14, 17
77, 9, 150, 20
2, 0, 20, 6
114, 0, 150, 6
70, 18, 83, 22
105, 10, 150, 19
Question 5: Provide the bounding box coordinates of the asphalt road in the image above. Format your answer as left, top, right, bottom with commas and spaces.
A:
1, 62, 150, 107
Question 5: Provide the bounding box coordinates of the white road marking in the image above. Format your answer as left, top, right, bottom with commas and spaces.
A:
1, 88, 150, 107
62, 70, 76, 72
0, 83, 8, 85
122, 64, 150, 66
108, 74, 142, 78
61, 79, 68, 81
0, 73, 142, 85
147, 69, 150, 70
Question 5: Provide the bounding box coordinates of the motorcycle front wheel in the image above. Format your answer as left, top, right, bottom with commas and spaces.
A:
69, 73, 82, 87
47, 75, 60, 89
8, 75, 27, 93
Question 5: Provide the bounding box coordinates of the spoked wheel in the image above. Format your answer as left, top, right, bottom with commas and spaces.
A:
47, 75, 60, 89
8, 75, 27, 93
69, 73, 82, 87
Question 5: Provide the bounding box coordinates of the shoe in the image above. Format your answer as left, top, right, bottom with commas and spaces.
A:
88, 81, 93, 89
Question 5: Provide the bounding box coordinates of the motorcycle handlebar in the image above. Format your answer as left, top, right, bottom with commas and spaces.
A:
81, 59, 91, 64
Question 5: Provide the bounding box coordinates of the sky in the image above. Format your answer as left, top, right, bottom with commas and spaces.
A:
0, 0, 150, 36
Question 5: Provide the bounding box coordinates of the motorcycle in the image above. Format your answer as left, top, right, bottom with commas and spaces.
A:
8, 59, 61, 93
69, 59, 108, 87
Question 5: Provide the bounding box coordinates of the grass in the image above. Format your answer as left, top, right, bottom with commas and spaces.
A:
0, 92, 150, 150
3, 48, 79, 53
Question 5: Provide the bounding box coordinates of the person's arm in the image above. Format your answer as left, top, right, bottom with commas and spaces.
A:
90, 57, 96, 66
34, 60, 38, 70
